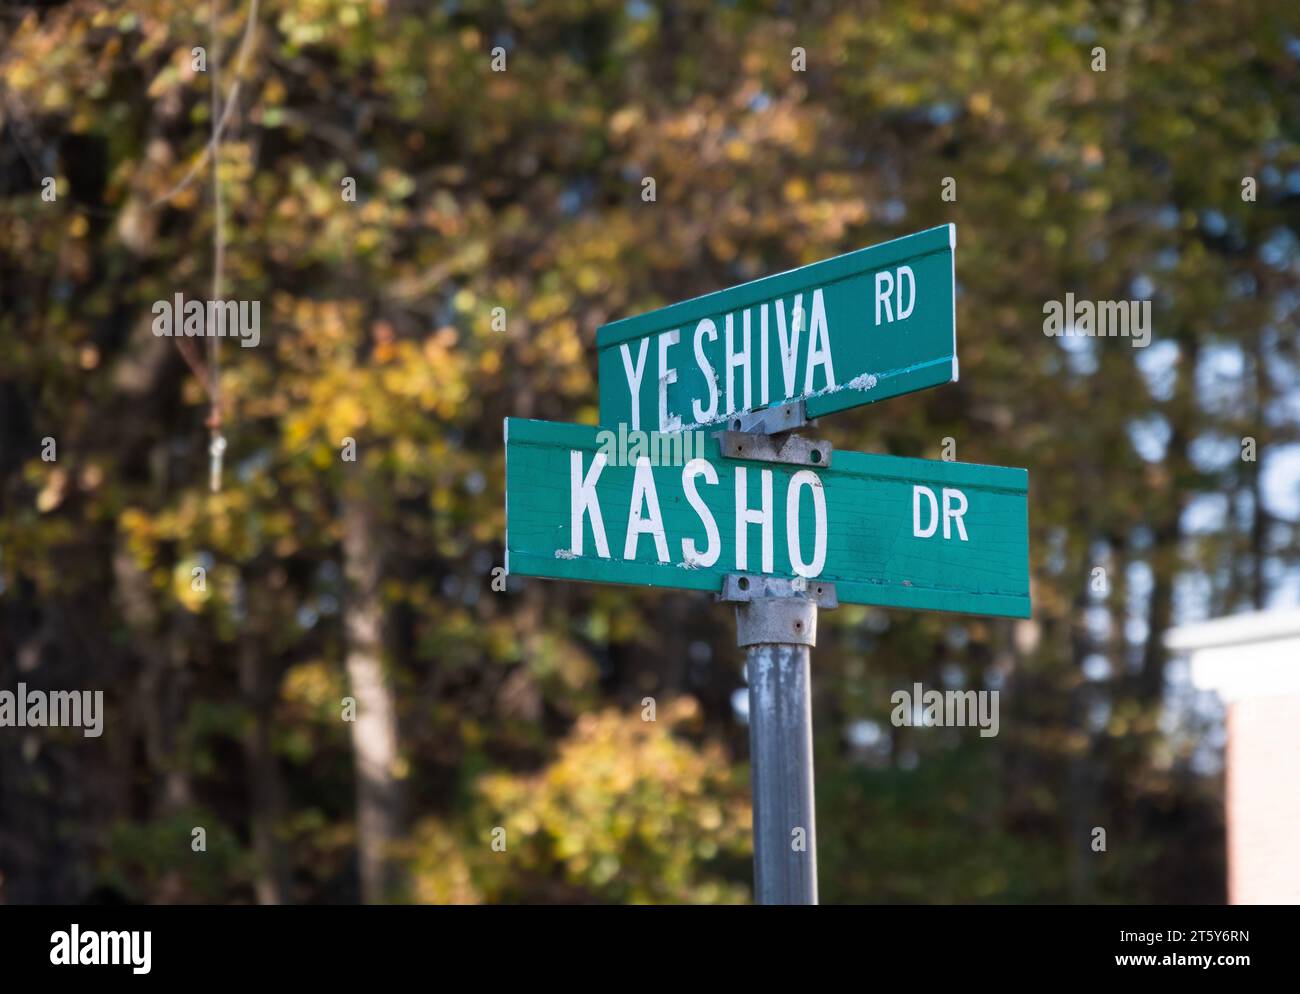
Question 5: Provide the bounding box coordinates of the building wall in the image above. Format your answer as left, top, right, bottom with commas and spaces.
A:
1227, 694, 1300, 904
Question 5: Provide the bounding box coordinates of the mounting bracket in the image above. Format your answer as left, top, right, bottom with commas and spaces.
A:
713, 402, 833, 468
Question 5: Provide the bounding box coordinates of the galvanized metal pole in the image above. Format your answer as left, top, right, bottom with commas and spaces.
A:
747, 629, 817, 904
721, 574, 836, 905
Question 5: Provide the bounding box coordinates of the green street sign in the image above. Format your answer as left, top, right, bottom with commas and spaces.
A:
505, 417, 1029, 618
596, 224, 957, 433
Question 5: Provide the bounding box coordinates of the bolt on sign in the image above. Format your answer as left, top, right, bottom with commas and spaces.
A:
504, 417, 1030, 618
597, 224, 957, 433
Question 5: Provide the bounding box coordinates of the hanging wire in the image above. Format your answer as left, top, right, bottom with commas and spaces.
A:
0, 0, 261, 216
208, 0, 226, 493
2, 1, 261, 494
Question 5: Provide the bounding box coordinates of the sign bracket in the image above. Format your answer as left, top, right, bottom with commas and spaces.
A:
724, 399, 812, 435
714, 401, 834, 469
717, 573, 839, 611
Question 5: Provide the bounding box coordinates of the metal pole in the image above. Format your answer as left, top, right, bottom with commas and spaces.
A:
747, 630, 817, 904
722, 575, 834, 905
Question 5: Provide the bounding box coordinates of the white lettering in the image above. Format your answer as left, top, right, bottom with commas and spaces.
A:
786, 470, 827, 577
625, 457, 670, 562
913, 485, 939, 538
692, 319, 720, 423
725, 312, 752, 415
875, 271, 894, 324
681, 459, 721, 566
570, 451, 610, 557
942, 487, 969, 541
803, 288, 836, 393
735, 467, 774, 572
619, 339, 649, 431
657, 329, 681, 431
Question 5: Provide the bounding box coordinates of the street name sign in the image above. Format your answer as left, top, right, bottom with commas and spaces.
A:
511, 220, 1026, 904
597, 224, 957, 433
505, 417, 1029, 618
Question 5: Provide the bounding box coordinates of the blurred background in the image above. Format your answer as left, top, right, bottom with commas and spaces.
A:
2, 0, 1299, 904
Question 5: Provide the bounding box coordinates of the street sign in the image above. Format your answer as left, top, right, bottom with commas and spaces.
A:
597, 224, 957, 434
505, 417, 1029, 618
510, 221, 1023, 903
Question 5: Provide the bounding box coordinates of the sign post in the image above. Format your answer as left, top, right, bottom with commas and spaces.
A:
504, 226, 1030, 905
723, 574, 832, 904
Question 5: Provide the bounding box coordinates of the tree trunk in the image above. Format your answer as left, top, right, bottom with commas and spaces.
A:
1249, 326, 1269, 609
341, 488, 402, 903
239, 599, 292, 904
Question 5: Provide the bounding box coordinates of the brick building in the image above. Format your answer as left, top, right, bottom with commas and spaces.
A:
1166, 608, 1300, 905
